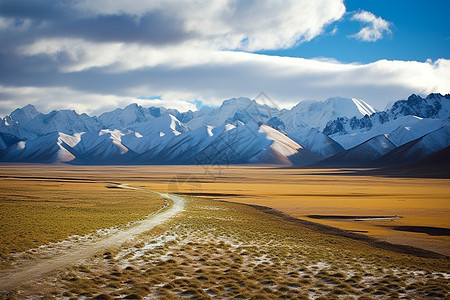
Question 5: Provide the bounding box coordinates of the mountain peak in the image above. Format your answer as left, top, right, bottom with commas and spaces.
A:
324, 97, 376, 116
10, 104, 40, 124
426, 93, 450, 100
124, 103, 140, 110
220, 97, 253, 109
286, 96, 375, 131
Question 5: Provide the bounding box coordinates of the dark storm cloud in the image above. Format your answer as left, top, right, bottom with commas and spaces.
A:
0, 0, 70, 20
0, 0, 194, 49
63, 12, 194, 44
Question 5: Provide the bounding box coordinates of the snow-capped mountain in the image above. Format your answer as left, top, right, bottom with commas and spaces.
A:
0, 105, 38, 140
9, 104, 40, 124
98, 103, 154, 129
0, 93, 448, 168
0, 106, 103, 140
332, 116, 449, 150
129, 114, 189, 138
186, 97, 279, 129
133, 122, 319, 166
281, 97, 376, 131
317, 125, 450, 168
281, 127, 344, 158
98, 103, 194, 129
388, 93, 450, 119
26, 110, 103, 137
0, 132, 80, 163
275, 97, 375, 157
324, 93, 450, 137
375, 126, 450, 166
72, 130, 137, 164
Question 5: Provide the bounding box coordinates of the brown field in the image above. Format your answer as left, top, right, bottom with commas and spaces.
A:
0, 164, 449, 299
154, 166, 450, 257
1, 164, 449, 257
0, 171, 164, 270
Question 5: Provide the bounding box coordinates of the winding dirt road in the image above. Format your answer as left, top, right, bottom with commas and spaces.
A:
0, 190, 185, 291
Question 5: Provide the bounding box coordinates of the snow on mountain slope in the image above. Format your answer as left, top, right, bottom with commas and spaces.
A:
136, 122, 319, 166
121, 133, 168, 155
9, 104, 40, 124
284, 128, 344, 158
315, 134, 397, 167
389, 93, 450, 119
280, 97, 376, 131
352, 98, 377, 116
187, 122, 297, 165
1, 107, 103, 140
0, 129, 137, 164
0, 104, 40, 140
376, 126, 450, 166
119, 114, 189, 154
259, 125, 300, 158
98, 103, 195, 129
0, 120, 35, 140
70, 130, 137, 164
388, 118, 449, 147
98, 103, 154, 129
135, 125, 217, 164
25, 110, 103, 137
0, 105, 39, 140
137, 121, 260, 164
324, 93, 450, 137
129, 114, 188, 137
0, 132, 80, 163
331, 116, 448, 150
187, 97, 279, 129
250, 125, 321, 165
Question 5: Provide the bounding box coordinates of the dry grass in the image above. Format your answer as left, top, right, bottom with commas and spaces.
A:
0, 165, 449, 299
147, 165, 450, 256
7, 194, 449, 299
0, 177, 164, 270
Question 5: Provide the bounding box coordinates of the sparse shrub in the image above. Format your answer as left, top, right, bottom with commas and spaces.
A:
93, 294, 113, 300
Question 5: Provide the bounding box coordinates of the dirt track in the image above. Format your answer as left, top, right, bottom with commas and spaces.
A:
0, 190, 185, 291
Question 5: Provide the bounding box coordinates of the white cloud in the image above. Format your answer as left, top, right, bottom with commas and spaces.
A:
0, 85, 199, 117
349, 10, 392, 42
15, 0, 345, 73
20, 39, 124, 72
73, 0, 346, 51
1, 55, 449, 117
0, 86, 129, 116
330, 26, 338, 36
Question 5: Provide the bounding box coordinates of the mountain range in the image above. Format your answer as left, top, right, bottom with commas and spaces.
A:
0, 93, 448, 169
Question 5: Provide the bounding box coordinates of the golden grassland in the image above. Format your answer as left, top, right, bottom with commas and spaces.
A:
155, 166, 450, 256
0, 164, 449, 299
0, 164, 449, 256
0, 177, 164, 270
9, 194, 450, 299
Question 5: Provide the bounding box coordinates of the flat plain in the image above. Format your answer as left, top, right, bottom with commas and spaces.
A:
0, 164, 449, 299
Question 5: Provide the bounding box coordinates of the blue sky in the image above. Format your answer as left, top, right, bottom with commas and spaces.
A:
260, 0, 450, 63
0, 0, 449, 116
